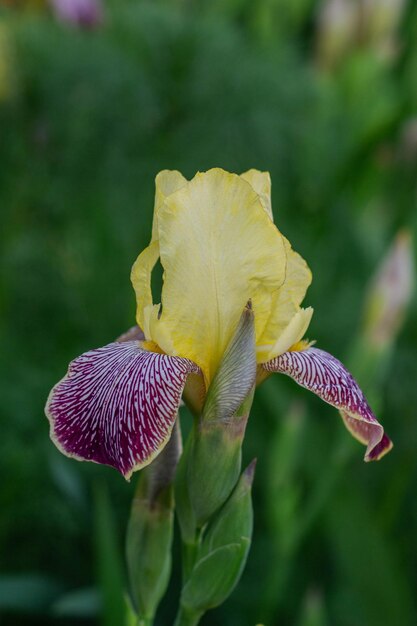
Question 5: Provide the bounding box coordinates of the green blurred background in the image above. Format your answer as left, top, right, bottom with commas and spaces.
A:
1, 0, 417, 624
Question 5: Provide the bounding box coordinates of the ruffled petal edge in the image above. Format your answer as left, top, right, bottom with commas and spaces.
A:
45, 341, 199, 479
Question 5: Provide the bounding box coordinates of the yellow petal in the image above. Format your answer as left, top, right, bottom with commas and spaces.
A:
257, 236, 313, 361
152, 168, 287, 385
241, 169, 273, 219
152, 170, 187, 240
241, 172, 313, 358
130, 240, 160, 335
131, 171, 187, 338
258, 307, 314, 362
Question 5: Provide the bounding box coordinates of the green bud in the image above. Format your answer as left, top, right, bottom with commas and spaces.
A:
126, 424, 180, 623
186, 413, 248, 528
126, 478, 173, 623
201, 459, 255, 556
181, 542, 250, 613
180, 461, 255, 614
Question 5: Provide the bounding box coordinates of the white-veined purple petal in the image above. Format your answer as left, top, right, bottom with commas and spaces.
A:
45, 341, 199, 479
264, 347, 392, 461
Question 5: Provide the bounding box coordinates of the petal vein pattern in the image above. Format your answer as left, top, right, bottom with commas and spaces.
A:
46, 341, 199, 479
264, 347, 392, 461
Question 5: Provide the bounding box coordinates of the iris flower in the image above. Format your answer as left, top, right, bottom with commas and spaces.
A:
45, 169, 392, 479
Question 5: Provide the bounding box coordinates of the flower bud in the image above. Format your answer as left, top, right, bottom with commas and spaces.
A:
360, 0, 405, 60
180, 461, 255, 614
363, 230, 414, 350
201, 459, 256, 556
126, 423, 181, 623
186, 412, 249, 528
316, 0, 357, 69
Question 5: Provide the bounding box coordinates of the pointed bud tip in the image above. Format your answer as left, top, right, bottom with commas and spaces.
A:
243, 458, 257, 486
242, 300, 254, 322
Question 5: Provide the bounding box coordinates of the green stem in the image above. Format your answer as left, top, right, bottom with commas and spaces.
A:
173, 605, 203, 626
182, 540, 198, 580
181, 527, 203, 580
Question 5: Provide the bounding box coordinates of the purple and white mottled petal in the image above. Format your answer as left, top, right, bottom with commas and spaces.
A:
45, 341, 199, 479
264, 347, 392, 461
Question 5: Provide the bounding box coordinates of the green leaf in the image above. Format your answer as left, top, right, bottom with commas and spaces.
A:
94, 482, 126, 626
0, 574, 63, 614
51, 586, 100, 618
325, 484, 413, 626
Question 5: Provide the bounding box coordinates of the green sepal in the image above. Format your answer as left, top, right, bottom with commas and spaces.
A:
181, 541, 250, 612
179, 461, 255, 614
202, 303, 256, 422
200, 459, 255, 557
126, 474, 174, 623
187, 414, 247, 527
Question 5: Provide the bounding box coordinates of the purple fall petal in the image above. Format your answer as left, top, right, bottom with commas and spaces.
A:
264, 347, 392, 461
45, 341, 199, 479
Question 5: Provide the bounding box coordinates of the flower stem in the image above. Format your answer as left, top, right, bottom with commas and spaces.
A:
173, 605, 203, 626
181, 525, 203, 580
182, 539, 198, 580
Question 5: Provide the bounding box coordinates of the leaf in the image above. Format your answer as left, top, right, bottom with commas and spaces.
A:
0, 574, 63, 614
94, 481, 126, 626
325, 484, 413, 626
51, 586, 100, 617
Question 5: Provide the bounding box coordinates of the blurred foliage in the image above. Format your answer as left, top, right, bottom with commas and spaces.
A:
0, 0, 417, 624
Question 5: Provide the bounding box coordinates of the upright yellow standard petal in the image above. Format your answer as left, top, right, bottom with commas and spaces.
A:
241, 171, 313, 357
131, 168, 313, 382
132, 171, 187, 335
256, 229, 313, 361
131, 240, 160, 334
152, 170, 187, 241
152, 169, 287, 384
240, 169, 273, 219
